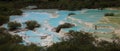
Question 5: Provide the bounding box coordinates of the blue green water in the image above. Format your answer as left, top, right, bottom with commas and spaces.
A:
6, 9, 120, 46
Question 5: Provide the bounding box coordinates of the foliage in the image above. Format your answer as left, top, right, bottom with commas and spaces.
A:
56, 23, 74, 32
10, 9, 23, 15
105, 13, 114, 16
0, 31, 42, 51
47, 31, 96, 51
0, 15, 9, 25
0, 2, 23, 25
47, 30, 120, 51
25, 20, 40, 30
0, 32, 22, 45
8, 21, 21, 30
58, 23, 74, 28
0, 27, 7, 33
0, 0, 120, 10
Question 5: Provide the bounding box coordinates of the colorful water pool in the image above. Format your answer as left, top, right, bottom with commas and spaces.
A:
6, 9, 120, 46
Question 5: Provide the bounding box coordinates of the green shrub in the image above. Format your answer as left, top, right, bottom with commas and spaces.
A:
104, 13, 114, 16
0, 15, 9, 25
10, 9, 23, 15
25, 20, 40, 30
0, 27, 7, 33
56, 23, 74, 32
8, 21, 21, 30
47, 30, 120, 51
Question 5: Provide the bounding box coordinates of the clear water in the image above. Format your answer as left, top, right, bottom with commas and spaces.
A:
5, 9, 120, 46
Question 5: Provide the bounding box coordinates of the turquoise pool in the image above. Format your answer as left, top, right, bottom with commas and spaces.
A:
6, 9, 120, 46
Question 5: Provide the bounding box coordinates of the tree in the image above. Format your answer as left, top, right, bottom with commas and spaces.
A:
0, 32, 22, 45
104, 13, 114, 16
8, 21, 21, 30
47, 31, 96, 51
47, 30, 120, 51
0, 27, 7, 33
0, 31, 42, 51
25, 20, 40, 30
55, 23, 74, 33
0, 15, 9, 25
10, 9, 23, 15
